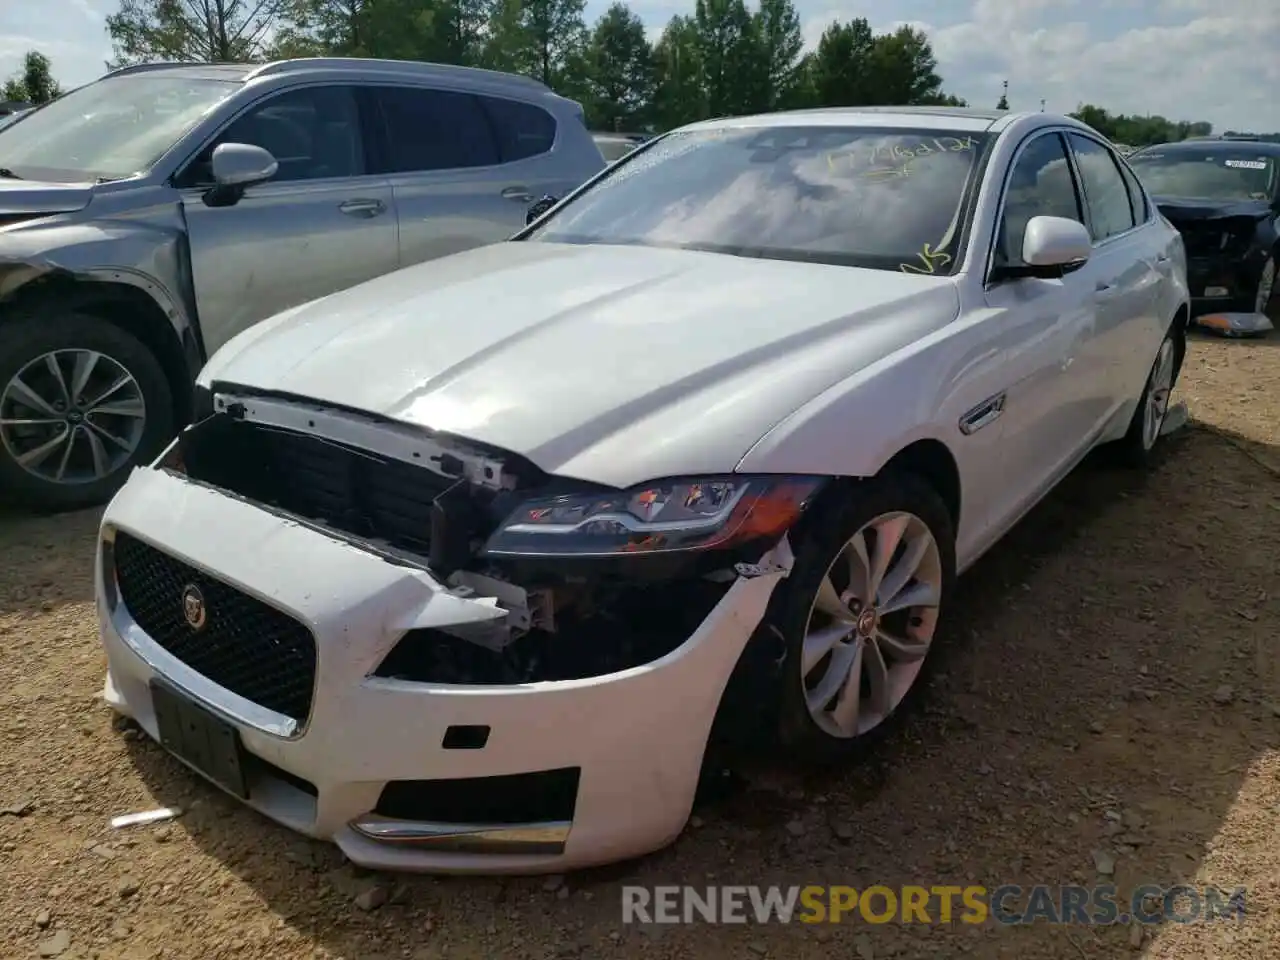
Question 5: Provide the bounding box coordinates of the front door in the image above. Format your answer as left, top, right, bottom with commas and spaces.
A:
980, 130, 1100, 535
179, 84, 399, 355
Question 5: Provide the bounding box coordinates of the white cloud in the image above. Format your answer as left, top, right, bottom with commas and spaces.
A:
927, 0, 1280, 130
2, 0, 1277, 133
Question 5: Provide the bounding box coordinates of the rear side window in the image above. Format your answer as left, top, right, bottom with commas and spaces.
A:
1067, 133, 1137, 242
479, 95, 556, 162
372, 86, 499, 172
1116, 158, 1149, 225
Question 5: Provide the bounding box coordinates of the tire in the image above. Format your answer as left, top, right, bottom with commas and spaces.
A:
767, 472, 957, 766
1255, 256, 1276, 319
1113, 322, 1182, 469
0, 310, 175, 511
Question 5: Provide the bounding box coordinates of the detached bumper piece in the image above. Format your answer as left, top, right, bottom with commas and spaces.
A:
350, 768, 580, 855
1194, 312, 1274, 337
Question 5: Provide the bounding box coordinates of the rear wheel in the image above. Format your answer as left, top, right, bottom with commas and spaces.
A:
0, 311, 174, 511
1114, 324, 1180, 468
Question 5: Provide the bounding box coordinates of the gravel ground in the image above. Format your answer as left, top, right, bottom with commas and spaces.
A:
2, 331, 1279, 960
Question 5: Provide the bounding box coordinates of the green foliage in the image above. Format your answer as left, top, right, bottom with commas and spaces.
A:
2, 50, 62, 104
1070, 104, 1214, 146
583, 3, 655, 130
106, 0, 287, 65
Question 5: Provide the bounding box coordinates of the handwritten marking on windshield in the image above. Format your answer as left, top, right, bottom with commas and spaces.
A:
828, 137, 978, 174
899, 243, 953, 275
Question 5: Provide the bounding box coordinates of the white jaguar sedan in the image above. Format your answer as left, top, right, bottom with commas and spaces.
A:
96, 107, 1189, 874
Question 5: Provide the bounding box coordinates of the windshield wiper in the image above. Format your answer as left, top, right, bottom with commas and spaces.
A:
0, 167, 21, 180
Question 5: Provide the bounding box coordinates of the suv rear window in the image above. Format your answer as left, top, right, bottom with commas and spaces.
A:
479, 95, 556, 162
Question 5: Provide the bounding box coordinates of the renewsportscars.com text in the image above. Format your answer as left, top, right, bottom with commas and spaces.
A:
621, 884, 1247, 925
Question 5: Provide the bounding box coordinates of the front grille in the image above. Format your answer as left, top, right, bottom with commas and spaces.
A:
113, 532, 317, 723
181, 417, 453, 553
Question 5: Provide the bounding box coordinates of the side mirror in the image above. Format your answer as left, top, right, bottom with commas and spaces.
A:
203, 142, 278, 208
1023, 215, 1092, 269
991, 215, 1092, 282
212, 142, 278, 187
525, 195, 557, 225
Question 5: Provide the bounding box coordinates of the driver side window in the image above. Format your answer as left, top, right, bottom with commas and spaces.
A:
997, 133, 1084, 267
177, 85, 363, 188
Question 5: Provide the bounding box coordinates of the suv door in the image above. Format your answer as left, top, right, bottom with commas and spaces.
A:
364, 85, 561, 266
176, 84, 398, 355
982, 131, 1099, 529
1065, 132, 1160, 425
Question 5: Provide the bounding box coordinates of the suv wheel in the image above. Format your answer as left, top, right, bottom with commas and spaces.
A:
0, 311, 174, 511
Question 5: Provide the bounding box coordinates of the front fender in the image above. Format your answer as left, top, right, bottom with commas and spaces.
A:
0, 210, 200, 361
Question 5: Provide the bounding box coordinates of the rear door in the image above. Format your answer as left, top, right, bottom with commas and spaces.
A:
179, 84, 398, 355
364, 85, 562, 267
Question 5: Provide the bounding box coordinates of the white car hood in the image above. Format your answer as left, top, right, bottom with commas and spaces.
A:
203, 241, 960, 488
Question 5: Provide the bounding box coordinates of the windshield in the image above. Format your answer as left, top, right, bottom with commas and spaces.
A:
1129, 149, 1277, 202
0, 75, 239, 182
526, 125, 991, 274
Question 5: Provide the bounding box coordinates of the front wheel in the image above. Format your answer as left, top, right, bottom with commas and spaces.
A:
0, 311, 175, 511
1255, 256, 1276, 319
772, 473, 957, 765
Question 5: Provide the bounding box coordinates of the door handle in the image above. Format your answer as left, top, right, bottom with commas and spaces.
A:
501, 185, 535, 202
1155, 253, 1170, 263
959, 392, 1006, 436
338, 198, 386, 218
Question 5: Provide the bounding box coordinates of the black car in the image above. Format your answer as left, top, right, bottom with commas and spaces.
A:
1128, 138, 1279, 318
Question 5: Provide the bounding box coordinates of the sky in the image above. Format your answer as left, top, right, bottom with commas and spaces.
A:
2, 0, 1278, 133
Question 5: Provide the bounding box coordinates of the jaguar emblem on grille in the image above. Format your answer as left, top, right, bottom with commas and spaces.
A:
181, 584, 207, 631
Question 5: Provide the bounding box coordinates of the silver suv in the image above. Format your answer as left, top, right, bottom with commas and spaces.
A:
0, 58, 605, 510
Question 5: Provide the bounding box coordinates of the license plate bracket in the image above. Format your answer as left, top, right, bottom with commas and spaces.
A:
150, 679, 248, 799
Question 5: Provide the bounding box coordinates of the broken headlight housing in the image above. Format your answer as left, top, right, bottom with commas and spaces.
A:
483, 475, 825, 558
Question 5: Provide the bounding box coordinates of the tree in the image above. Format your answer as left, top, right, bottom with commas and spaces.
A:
996, 93, 1008, 109
867, 25, 943, 105
694, 0, 762, 117
274, 0, 488, 64
1070, 104, 1214, 146
582, 3, 654, 131
1, 50, 62, 104
807, 18, 876, 107
107, 0, 290, 64
486, 0, 589, 89
753, 0, 803, 110
651, 15, 706, 130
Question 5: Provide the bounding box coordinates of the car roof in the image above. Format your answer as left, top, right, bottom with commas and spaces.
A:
103, 57, 554, 97
681, 106, 1055, 135
104, 62, 257, 81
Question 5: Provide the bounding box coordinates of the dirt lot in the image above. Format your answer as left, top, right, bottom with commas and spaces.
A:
2, 332, 1279, 960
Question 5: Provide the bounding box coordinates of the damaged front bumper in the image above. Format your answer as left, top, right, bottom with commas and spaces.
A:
96, 466, 794, 874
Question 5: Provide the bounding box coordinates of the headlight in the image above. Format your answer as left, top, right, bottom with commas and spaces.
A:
483, 475, 825, 558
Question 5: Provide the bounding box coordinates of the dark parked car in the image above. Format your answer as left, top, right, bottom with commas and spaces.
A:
1128, 138, 1279, 318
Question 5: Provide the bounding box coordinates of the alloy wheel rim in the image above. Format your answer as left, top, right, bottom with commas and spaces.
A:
0, 349, 146, 485
1257, 259, 1276, 314
800, 511, 943, 739
1141, 338, 1176, 452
